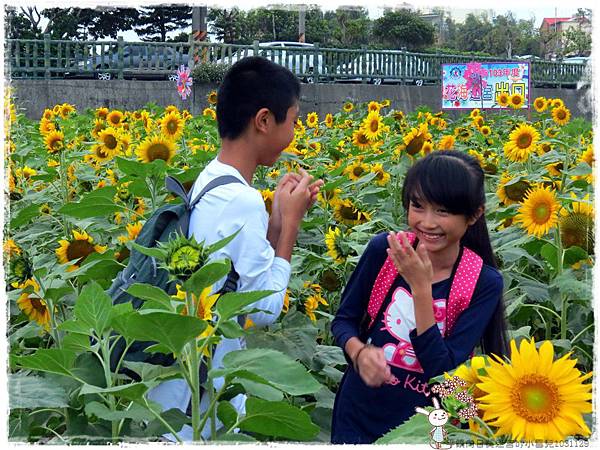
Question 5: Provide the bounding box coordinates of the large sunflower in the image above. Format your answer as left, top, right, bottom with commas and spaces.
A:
533, 97, 548, 112
361, 110, 385, 141
306, 112, 319, 128
509, 93, 525, 109
325, 227, 346, 264
161, 111, 185, 141
438, 135, 455, 150
551, 106, 571, 126
16, 279, 51, 330
97, 127, 122, 156
496, 92, 510, 107
332, 198, 371, 226
106, 110, 124, 127
515, 186, 560, 237
402, 123, 432, 155
351, 128, 371, 150
44, 130, 64, 154
56, 230, 107, 272
90, 144, 115, 164
503, 123, 540, 163
39, 118, 56, 136
343, 101, 354, 113
367, 101, 381, 113
560, 194, 594, 252
136, 135, 177, 164
344, 160, 370, 181
371, 163, 390, 186
477, 338, 592, 442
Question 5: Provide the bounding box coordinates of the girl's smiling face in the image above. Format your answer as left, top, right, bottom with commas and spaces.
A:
407, 195, 479, 254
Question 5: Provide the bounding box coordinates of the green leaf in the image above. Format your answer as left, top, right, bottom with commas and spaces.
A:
145, 408, 191, 437
62, 333, 92, 353
129, 241, 167, 260
206, 228, 243, 255
238, 398, 319, 441
513, 274, 550, 302
84, 401, 155, 422
234, 378, 284, 401
183, 259, 231, 296
540, 242, 558, 272
217, 400, 238, 430
58, 198, 121, 219
216, 348, 321, 396
80, 382, 150, 401
218, 320, 245, 338
564, 246, 589, 266
568, 162, 592, 176
10, 203, 41, 228
15, 348, 76, 377
58, 319, 93, 336
214, 432, 257, 442
376, 411, 431, 444
121, 361, 182, 381
116, 156, 148, 178
115, 311, 207, 355
126, 283, 174, 310
9, 373, 69, 409
73, 281, 113, 336
216, 290, 275, 322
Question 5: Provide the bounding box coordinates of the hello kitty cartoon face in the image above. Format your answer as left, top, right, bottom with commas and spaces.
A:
383, 287, 447, 340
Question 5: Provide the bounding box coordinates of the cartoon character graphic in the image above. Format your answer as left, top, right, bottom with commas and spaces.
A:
415, 397, 452, 449
381, 287, 446, 372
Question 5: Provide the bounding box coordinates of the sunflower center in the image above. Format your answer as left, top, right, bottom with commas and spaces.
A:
30, 297, 47, 314
517, 132, 533, 149
406, 135, 425, 155
166, 119, 178, 134
560, 213, 593, 251
512, 97, 522, 105
340, 204, 359, 220
104, 134, 118, 150
353, 166, 364, 177
109, 115, 120, 125
147, 143, 170, 161
511, 375, 561, 423
66, 239, 96, 263
95, 147, 109, 159
357, 133, 369, 145
169, 245, 201, 273
505, 180, 531, 202
370, 120, 379, 133
533, 203, 551, 223
557, 110, 566, 120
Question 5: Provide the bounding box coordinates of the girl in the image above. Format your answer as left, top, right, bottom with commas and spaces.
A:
330, 151, 508, 444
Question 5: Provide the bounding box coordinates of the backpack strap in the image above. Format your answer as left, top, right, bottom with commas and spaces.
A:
445, 246, 483, 336
188, 175, 245, 209
366, 232, 417, 329
365, 232, 483, 337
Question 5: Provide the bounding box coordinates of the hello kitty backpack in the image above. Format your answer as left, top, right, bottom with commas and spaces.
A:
365, 232, 483, 338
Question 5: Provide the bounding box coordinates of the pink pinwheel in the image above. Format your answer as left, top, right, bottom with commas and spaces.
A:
176, 65, 193, 100
463, 62, 488, 99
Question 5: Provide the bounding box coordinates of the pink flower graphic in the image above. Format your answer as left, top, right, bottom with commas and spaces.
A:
463, 62, 489, 99
176, 65, 193, 100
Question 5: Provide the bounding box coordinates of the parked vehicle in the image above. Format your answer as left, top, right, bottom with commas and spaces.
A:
65, 44, 189, 80
334, 52, 431, 85
215, 41, 327, 82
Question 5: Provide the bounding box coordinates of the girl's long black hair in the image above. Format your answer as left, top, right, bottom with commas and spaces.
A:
401, 150, 509, 358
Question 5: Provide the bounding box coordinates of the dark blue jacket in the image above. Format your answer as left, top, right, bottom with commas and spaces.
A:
331, 232, 503, 444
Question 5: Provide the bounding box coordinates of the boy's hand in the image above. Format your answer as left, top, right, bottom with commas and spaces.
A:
386, 231, 433, 293
355, 345, 392, 387
279, 170, 312, 225
271, 173, 301, 231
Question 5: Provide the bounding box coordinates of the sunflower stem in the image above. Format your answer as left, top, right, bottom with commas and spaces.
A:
554, 226, 568, 341
185, 291, 201, 442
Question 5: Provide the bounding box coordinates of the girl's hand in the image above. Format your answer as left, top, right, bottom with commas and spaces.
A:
355, 345, 392, 387
386, 231, 433, 293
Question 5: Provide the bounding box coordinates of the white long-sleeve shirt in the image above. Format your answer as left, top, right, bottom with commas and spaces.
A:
146, 157, 291, 441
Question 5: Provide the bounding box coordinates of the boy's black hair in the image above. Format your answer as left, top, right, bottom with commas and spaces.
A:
216, 56, 301, 140
401, 150, 509, 358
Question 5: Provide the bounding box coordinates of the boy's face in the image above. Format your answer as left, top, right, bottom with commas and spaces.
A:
261, 102, 299, 166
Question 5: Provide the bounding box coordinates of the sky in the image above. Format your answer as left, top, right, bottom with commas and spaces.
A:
4, 0, 594, 41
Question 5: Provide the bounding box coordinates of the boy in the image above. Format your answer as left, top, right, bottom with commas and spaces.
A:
147, 57, 323, 440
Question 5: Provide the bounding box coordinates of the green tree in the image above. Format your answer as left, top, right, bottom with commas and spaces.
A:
372, 9, 434, 50
563, 27, 592, 56
324, 7, 371, 48
208, 7, 246, 43
454, 13, 493, 53
135, 6, 191, 42
244, 7, 297, 42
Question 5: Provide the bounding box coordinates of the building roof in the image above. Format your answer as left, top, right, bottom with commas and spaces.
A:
541, 17, 573, 27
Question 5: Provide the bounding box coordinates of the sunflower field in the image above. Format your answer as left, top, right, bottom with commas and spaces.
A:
4, 88, 594, 444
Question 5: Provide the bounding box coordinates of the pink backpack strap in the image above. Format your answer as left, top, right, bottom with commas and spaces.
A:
445, 247, 483, 336
367, 232, 416, 328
